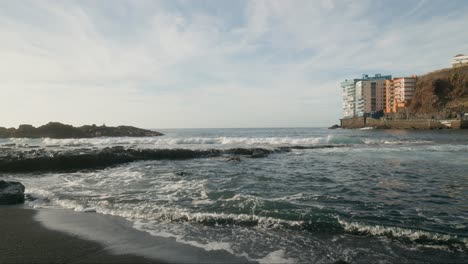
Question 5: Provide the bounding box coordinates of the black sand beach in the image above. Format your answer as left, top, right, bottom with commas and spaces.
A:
0, 206, 252, 264
0, 207, 157, 263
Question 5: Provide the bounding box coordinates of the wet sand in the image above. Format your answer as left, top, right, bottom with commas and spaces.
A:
0, 206, 158, 263
0, 206, 252, 264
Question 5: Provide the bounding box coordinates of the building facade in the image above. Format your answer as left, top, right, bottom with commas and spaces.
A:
341, 79, 358, 118
452, 54, 468, 68
356, 79, 387, 116
342, 74, 391, 118
385, 76, 417, 113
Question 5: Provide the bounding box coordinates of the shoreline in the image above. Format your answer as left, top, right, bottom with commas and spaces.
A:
0, 205, 253, 264
339, 116, 468, 129
0, 206, 157, 263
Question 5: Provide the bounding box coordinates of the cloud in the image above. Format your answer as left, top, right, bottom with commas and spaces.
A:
0, 0, 467, 128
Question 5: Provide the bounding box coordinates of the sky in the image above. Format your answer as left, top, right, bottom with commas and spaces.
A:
1, 0, 468, 128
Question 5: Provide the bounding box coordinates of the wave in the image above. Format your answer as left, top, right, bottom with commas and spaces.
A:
338, 218, 468, 250
1, 135, 435, 148
24, 185, 468, 251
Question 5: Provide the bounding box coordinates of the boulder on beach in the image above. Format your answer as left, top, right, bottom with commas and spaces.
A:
0, 180, 25, 205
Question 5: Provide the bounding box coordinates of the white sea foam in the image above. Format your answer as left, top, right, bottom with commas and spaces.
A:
134, 223, 236, 254
1, 135, 438, 149
39, 136, 326, 147
257, 249, 296, 264
24, 185, 304, 230
133, 221, 297, 263
337, 218, 468, 248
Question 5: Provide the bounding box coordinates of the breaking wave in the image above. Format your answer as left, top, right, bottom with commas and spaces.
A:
338, 218, 468, 250
1, 135, 435, 149
25, 186, 467, 251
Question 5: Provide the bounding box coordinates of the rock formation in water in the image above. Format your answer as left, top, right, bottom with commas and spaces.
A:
0, 145, 341, 173
0, 122, 163, 138
0, 180, 25, 205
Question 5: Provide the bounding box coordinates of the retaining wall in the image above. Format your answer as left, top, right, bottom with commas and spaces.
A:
340, 117, 467, 129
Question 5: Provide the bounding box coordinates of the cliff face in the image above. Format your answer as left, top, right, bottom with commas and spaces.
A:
0, 122, 164, 138
409, 66, 468, 118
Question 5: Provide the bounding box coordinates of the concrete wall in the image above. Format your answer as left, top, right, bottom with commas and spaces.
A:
340, 117, 366, 129
341, 117, 467, 129
368, 119, 445, 129
463, 121, 468, 129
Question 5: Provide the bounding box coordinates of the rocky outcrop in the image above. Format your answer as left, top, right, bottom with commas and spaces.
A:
0, 180, 25, 205
328, 124, 340, 129
409, 66, 468, 118
0, 145, 344, 173
0, 122, 163, 139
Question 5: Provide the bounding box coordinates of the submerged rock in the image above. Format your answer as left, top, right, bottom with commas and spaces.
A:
226, 157, 242, 162
0, 180, 25, 205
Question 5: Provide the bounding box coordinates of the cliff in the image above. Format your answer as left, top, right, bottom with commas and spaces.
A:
0, 122, 163, 138
409, 65, 468, 118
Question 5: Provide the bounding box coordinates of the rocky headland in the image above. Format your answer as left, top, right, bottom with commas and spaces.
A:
340, 65, 468, 129
0, 122, 163, 139
408, 65, 468, 118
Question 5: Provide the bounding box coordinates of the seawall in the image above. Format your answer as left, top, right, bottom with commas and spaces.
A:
340, 117, 468, 129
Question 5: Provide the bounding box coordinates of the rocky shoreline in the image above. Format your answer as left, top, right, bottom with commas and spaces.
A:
0, 145, 341, 173
0, 122, 163, 139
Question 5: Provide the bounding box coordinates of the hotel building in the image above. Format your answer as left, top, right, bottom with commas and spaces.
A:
342, 74, 391, 118
385, 76, 417, 113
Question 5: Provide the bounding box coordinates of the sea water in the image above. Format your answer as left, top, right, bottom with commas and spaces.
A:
2, 128, 468, 263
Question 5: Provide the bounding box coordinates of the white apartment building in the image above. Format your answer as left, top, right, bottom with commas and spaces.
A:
342, 74, 392, 118
341, 79, 357, 118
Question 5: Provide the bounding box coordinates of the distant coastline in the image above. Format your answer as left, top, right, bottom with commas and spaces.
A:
340, 116, 468, 129
0, 122, 163, 139
338, 64, 468, 129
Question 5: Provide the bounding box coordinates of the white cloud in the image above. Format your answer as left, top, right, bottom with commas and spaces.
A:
0, 0, 467, 128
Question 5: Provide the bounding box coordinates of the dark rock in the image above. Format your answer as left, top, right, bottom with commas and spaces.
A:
0, 122, 164, 139
226, 157, 241, 162
333, 260, 349, 264
0, 145, 347, 173
0, 180, 25, 205
25, 194, 36, 201
250, 150, 268, 158
226, 148, 274, 157
328, 124, 341, 129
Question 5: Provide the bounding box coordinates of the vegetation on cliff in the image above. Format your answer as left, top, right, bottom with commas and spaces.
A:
409, 65, 468, 118
0, 122, 163, 138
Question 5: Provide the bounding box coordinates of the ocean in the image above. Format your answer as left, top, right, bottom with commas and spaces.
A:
2, 128, 468, 263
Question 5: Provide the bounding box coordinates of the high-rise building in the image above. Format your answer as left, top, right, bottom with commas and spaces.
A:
341, 79, 358, 118
342, 74, 391, 118
355, 79, 387, 116
385, 76, 417, 113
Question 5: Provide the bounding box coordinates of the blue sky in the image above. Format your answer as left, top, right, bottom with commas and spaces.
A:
1, 0, 467, 128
